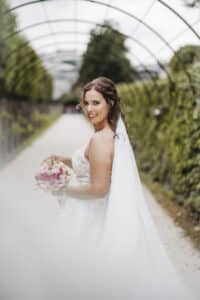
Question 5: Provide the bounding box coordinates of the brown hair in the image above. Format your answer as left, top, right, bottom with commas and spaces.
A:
81, 77, 122, 131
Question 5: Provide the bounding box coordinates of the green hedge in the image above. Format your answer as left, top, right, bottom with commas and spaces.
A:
0, 0, 53, 102
0, 99, 62, 168
118, 64, 200, 215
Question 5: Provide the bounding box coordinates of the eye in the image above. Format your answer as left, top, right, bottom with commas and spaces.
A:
83, 100, 89, 106
82, 100, 99, 106
93, 101, 100, 105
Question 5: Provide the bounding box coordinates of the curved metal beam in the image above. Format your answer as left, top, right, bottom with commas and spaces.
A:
157, 0, 200, 40
3, 0, 199, 46
6, 35, 160, 106
1, 0, 195, 107
3, 19, 101, 41
2, 19, 171, 85
6, 33, 156, 106
6, 35, 170, 101
1, 0, 196, 94
3, 25, 177, 109
1, 0, 194, 97
5, 31, 88, 60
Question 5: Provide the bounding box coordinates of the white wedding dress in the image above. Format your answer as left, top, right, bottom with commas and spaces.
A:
0, 117, 198, 300
41, 143, 109, 300
43, 117, 198, 300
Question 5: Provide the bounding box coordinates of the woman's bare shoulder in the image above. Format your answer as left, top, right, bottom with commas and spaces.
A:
88, 129, 114, 161
85, 130, 113, 160
91, 129, 114, 147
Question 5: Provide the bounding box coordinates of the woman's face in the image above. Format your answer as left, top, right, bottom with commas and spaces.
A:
82, 89, 111, 126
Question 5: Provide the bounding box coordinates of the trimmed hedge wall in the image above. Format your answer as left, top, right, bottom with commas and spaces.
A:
0, 0, 53, 102
118, 63, 200, 215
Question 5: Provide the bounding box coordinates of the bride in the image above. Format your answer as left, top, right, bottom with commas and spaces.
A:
44, 77, 197, 300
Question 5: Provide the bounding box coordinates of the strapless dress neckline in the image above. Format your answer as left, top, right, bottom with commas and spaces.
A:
71, 144, 90, 184
81, 144, 89, 164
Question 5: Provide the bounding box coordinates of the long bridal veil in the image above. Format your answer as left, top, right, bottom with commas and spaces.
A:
97, 115, 197, 300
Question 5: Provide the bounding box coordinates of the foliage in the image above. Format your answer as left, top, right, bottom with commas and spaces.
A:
75, 21, 136, 86
168, 45, 200, 74
118, 63, 200, 215
0, 100, 62, 168
0, 0, 17, 95
0, 0, 53, 101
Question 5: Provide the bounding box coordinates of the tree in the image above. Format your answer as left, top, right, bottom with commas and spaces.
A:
168, 45, 200, 73
75, 21, 136, 85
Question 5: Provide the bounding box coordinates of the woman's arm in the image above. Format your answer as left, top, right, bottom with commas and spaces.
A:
65, 133, 114, 200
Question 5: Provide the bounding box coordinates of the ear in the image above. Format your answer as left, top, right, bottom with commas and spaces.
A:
75, 104, 81, 110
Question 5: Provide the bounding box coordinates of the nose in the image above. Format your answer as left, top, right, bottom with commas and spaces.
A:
87, 104, 93, 112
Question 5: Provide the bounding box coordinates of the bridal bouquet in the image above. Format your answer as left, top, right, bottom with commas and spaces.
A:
35, 157, 72, 194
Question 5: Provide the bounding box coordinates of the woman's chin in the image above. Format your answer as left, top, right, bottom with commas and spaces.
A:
89, 118, 97, 124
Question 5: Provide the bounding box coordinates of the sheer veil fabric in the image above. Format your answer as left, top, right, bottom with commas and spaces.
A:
94, 115, 197, 300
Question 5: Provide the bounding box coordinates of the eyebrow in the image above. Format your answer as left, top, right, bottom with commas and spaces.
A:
83, 99, 100, 102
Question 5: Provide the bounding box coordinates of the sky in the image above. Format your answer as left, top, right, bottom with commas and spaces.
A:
7, 0, 200, 96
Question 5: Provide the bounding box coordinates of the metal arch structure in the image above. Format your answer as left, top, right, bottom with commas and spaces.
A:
1, 0, 199, 174
9, 39, 155, 106
1, 16, 174, 83
3, 24, 165, 104
2, 0, 200, 41
2, 0, 200, 58
0, 0, 198, 100
8, 37, 158, 106
157, 0, 200, 40
1, 0, 197, 96
3, 21, 168, 73
2, 18, 174, 88
2, 17, 171, 94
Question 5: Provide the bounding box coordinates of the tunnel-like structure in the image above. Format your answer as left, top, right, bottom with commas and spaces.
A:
1, 0, 200, 97
0, 0, 200, 215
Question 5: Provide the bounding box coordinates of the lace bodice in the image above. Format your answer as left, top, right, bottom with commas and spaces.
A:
72, 144, 90, 184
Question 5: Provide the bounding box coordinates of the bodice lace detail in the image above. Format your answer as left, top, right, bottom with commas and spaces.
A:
72, 144, 90, 184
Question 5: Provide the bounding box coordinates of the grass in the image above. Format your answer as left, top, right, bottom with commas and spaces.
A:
140, 171, 200, 251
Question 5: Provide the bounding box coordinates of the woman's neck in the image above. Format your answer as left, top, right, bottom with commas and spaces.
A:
94, 122, 115, 133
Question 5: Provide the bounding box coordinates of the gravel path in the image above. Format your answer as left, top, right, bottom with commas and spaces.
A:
0, 114, 199, 299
